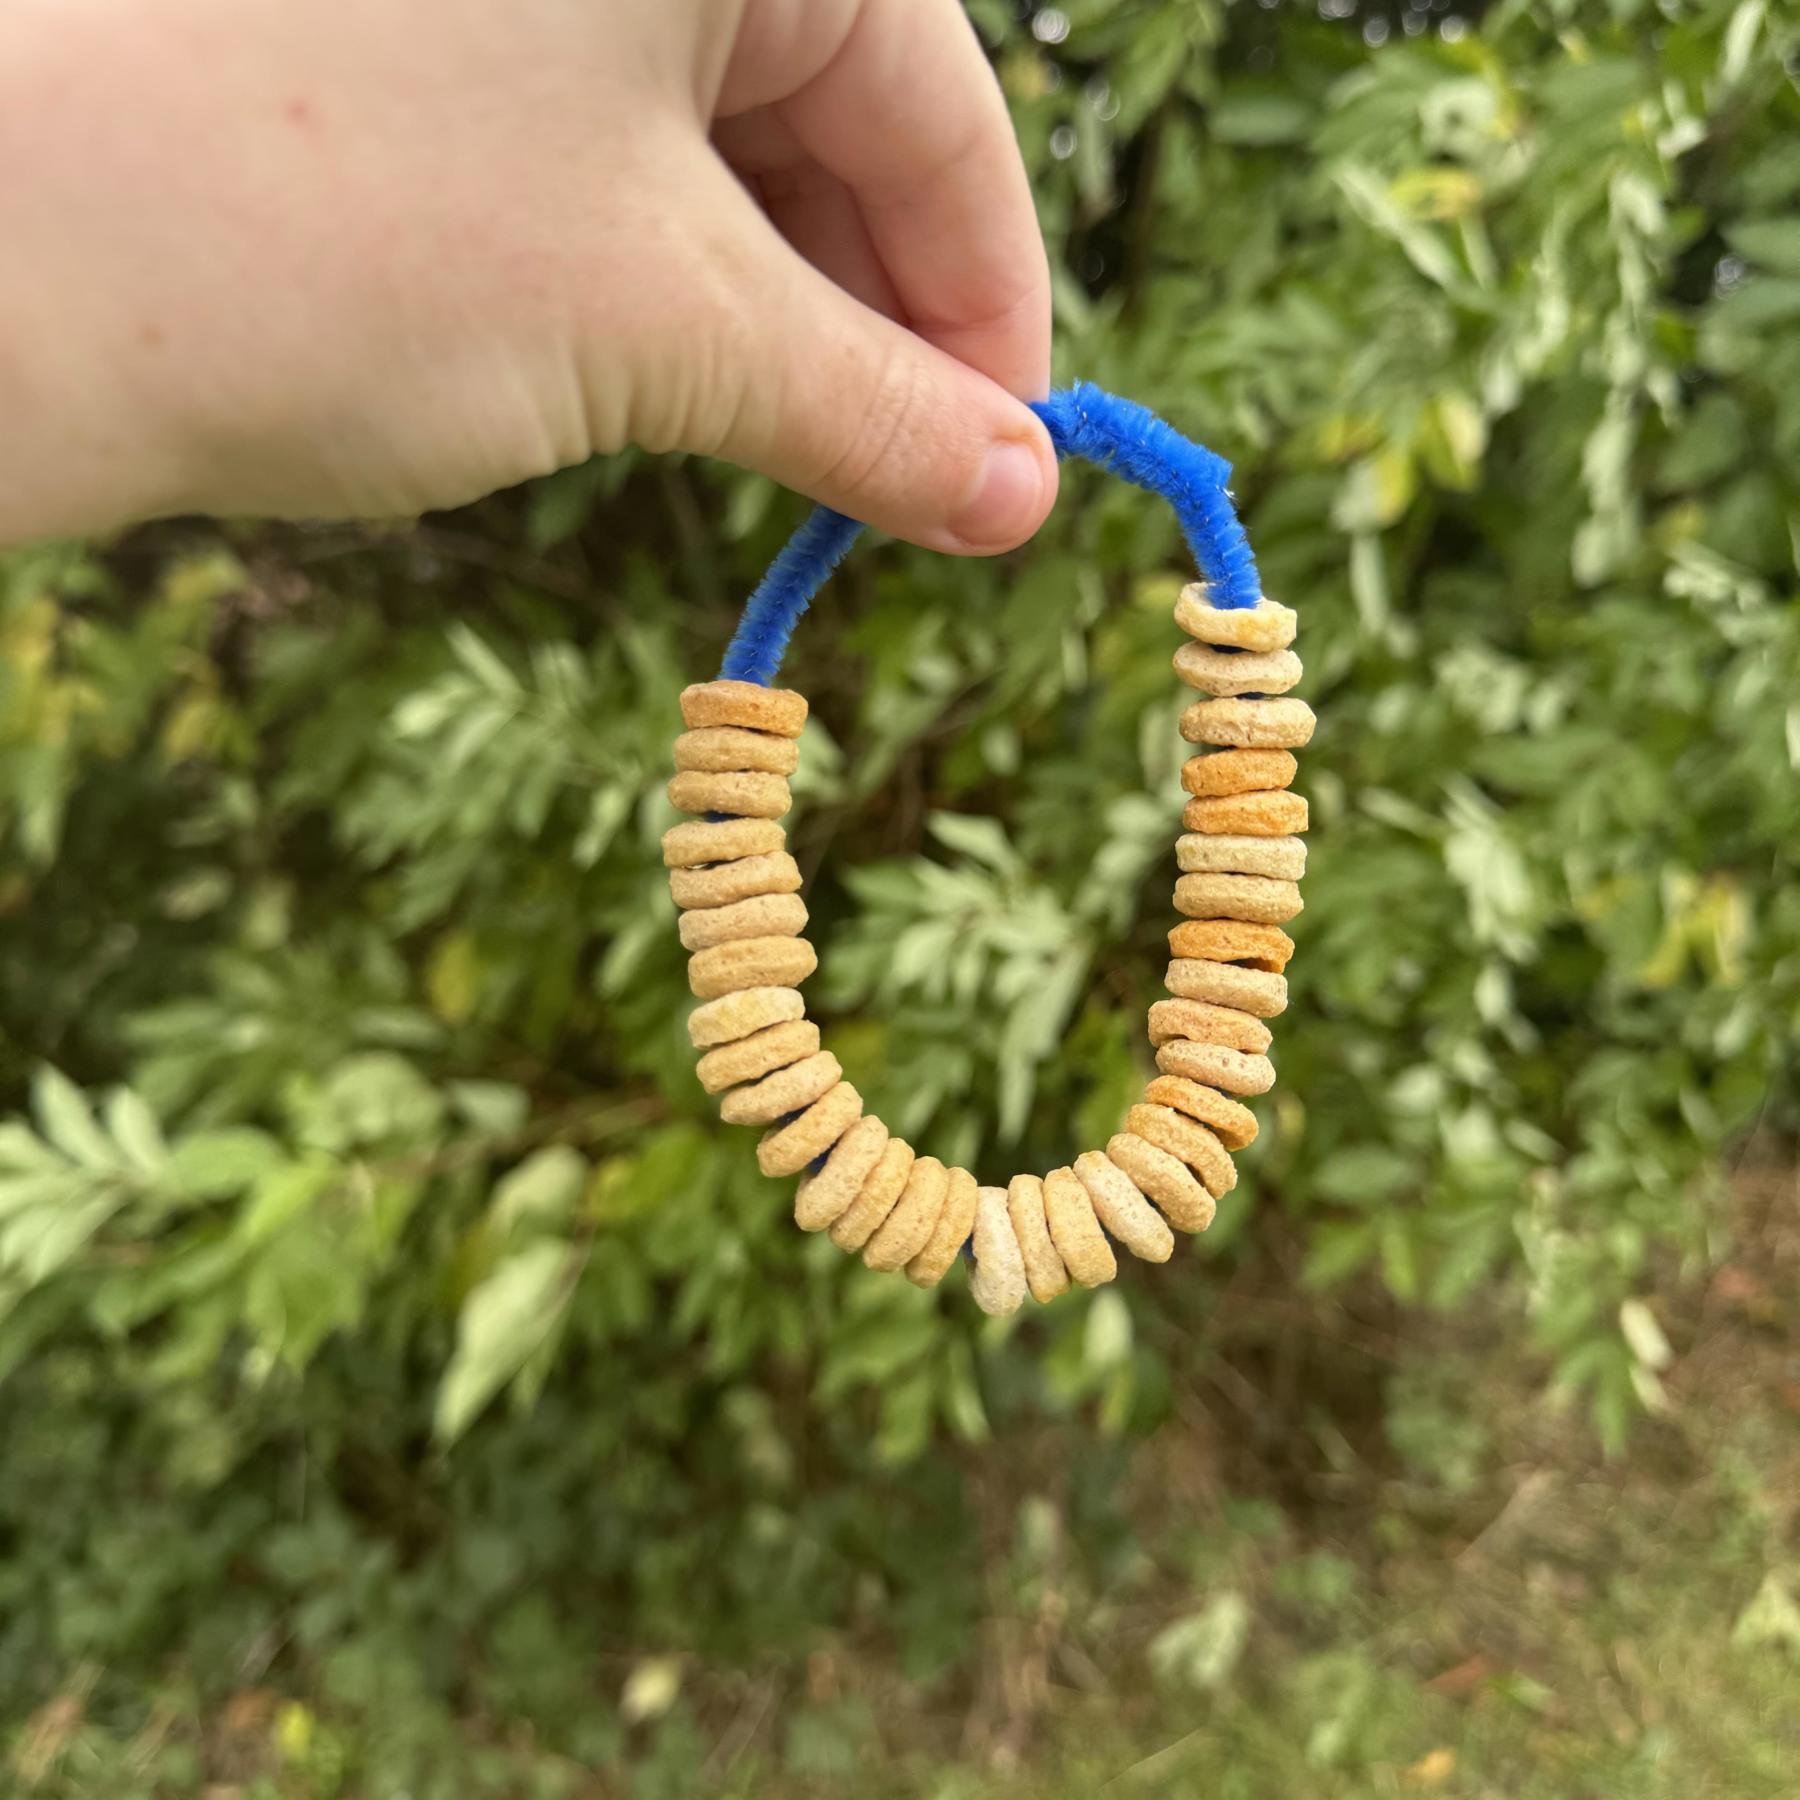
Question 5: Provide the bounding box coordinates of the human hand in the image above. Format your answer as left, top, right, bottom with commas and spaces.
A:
0, 0, 1056, 552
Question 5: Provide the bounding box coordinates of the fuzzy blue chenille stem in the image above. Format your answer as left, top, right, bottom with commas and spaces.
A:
1030, 382, 1260, 611
719, 504, 864, 685
717, 382, 1260, 684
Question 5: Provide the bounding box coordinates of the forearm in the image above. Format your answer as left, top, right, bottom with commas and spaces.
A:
0, 4, 201, 543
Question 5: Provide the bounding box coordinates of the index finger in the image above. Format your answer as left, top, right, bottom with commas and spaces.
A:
720, 0, 1052, 402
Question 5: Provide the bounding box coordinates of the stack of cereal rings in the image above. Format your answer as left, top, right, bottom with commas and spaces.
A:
662, 581, 1311, 1314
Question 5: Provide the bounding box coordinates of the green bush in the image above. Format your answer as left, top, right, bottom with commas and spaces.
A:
1, 0, 1795, 1770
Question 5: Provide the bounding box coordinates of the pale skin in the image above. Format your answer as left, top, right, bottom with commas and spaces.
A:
0, 0, 1059, 553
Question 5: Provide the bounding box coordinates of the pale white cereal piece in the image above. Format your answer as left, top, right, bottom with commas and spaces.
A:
968, 1186, 1028, 1316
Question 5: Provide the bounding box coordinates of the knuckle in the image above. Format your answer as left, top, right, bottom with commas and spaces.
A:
812, 348, 931, 506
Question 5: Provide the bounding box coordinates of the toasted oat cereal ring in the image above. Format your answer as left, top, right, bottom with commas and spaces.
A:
795, 1114, 891, 1232
969, 1187, 1028, 1317
1180, 697, 1316, 750
1182, 791, 1310, 837
758, 1080, 862, 1178
1106, 1132, 1216, 1233
673, 726, 800, 776
1074, 1151, 1173, 1264
688, 936, 818, 1000
678, 891, 808, 952
1174, 587, 1297, 652
662, 817, 786, 869
1141, 1075, 1259, 1150
667, 770, 791, 820
1174, 873, 1303, 925
1124, 1104, 1237, 1199
1147, 999, 1273, 1056
1173, 642, 1303, 697
1042, 1167, 1117, 1288
1006, 1174, 1070, 1302
670, 851, 804, 911
864, 1154, 949, 1271
1180, 749, 1298, 798
1176, 832, 1306, 880
680, 680, 808, 737
907, 1165, 980, 1289
687, 985, 806, 1049
829, 1136, 918, 1252
694, 1018, 819, 1095
719, 1050, 841, 1126
1153, 1040, 1275, 1098
1165, 960, 1288, 1017
1168, 919, 1295, 972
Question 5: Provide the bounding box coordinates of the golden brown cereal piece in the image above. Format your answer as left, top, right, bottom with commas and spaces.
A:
719, 1050, 841, 1126
673, 726, 800, 775
694, 1018, 820, 1095
666, 770, 791, 820
1006, 1174, 1070, 1302
1147, 999, 1273, 1056
1180, 749, 1298, 798
688, 936, 818, 1000
1074, 1151, 1173, 1264
1124, 1104, 1237, 1199
1154, 1040, 1275, 1097
662, 817, 785, 868
864, 1155, 949, 1271
1106, 1132, 1215, 1233
1183, 791, 1310, 837
969, 1186, 1028, 1317
907, 1165, 980, 1289
677, 891, 808, 952
1141, 1075, 1259, 1151
1042, 1167, 1117, 1287
687, 985, 805, 1049
758, 1080, 862, 1178
1180, 697, 1316, 750
680, 681, 808, 738
669, 851, 804, 911
1165, 960, 1288, 1017
829, 1136, 917, 1252
1175, 587, 1297, 652
1173, 642, 1303, 697
1168, 919, 1295, 972
1174, 873, 1303, 925
1176, 833, 1306, 880
794, 1115, 891, 1232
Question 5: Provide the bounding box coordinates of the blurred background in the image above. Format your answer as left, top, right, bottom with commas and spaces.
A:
3, 1, 1798, 1794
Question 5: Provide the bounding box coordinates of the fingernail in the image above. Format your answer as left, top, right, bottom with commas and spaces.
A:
948, 438, 1048, 551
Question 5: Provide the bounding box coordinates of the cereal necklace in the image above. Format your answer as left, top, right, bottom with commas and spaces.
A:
661, 385, 1311, 1314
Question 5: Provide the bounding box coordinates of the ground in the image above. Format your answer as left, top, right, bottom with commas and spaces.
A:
11, 1155, 1798, 1799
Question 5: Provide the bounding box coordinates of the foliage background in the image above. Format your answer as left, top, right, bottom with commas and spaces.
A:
2, 0, 1796, 1793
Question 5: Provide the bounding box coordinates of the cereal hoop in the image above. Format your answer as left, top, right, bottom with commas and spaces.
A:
664, 384, 1311, 1313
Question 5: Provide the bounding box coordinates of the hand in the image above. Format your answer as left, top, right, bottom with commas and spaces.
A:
0, 0, 1057, 553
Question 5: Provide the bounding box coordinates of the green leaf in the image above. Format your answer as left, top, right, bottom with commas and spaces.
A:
1210, 87, 1311, 147
103, 1090, 168, 1177
927, 811, 1019, 873
1725, 216, 1800, 273
491, 1146, 587, 1236
445, 622, 521, 694
169, 1128, 287, 1199
435, 1239, 582, 1444
1149, 1592, 1251, 1691
1083, 1290, 1133, 1373
0, 1123, 62, 1175
31, 1066, 115, 1171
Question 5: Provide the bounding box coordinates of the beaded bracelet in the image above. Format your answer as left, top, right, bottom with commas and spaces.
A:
662, 384, 1311, 1314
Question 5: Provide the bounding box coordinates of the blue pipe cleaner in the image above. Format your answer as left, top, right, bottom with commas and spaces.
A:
717, 381, 1260, 685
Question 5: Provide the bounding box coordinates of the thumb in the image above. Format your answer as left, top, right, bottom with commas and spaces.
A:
671, 175, 1058, 555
